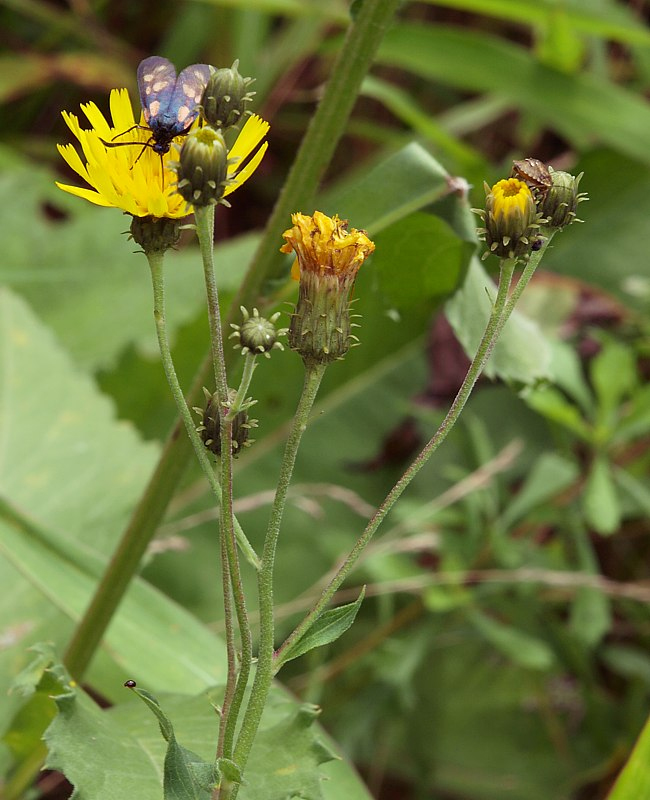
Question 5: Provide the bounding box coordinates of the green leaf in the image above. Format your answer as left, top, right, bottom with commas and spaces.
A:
613, 467, 650, 519
445, 258, 553, 385
541, 151, 650, 312
590, 336, 638, 429
499, 452, 579, 529
126, 685, 220, 800
276, 588, 365, 667
377, 24, 650, 163
0, 285, 227, 764
583, 456, 621, 536
321, 142, 452, 234
525, 385, 592, 440
370, 212, 472, 308
360, 75, 483, 170
416, 0, 650, 47
569, 587, 611, 649
607, 713, 650, 800
43, 679, 357, 800
613, 385, 650, 445
468, 609, 555, 670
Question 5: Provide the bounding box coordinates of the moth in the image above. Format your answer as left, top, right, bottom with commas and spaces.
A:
136, 56, 211, 155
103, 56, 211, 165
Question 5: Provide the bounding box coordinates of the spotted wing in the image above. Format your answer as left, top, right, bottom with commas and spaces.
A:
168, 63, 211, 132
137, 56, 178, 125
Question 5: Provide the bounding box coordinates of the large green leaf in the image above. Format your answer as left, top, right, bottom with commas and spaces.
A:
43, 674, 367, 800
0, 288, 227, 771
445, 258, 553, 385
607, 713, 650, 800
418, 0, 650, 46
377, 24, 650, 164
541, 150, 650, 311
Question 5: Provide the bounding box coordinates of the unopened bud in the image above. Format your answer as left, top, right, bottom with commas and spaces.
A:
175, 127, 230, 207
197, 389, 256, 456
230, 307, 287, 358
540, 169, 586, 229
201, 61, 255, 130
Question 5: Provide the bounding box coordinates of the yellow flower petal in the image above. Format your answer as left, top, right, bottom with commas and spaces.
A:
55, 182, 115, 207
225, 142, 268, 196
57, 88, 269, 218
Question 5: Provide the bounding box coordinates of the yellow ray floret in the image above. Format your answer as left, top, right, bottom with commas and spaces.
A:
56, 88, 269, 218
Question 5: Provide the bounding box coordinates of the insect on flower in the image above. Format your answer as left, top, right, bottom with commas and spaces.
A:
103, 56, 211, 166
510, 158, 552, 197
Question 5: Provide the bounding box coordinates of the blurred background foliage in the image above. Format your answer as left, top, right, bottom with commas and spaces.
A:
1, 1, 650, 799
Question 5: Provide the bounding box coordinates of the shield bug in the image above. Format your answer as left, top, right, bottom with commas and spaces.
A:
103, 57, 211, 175
511, 158, 552, 197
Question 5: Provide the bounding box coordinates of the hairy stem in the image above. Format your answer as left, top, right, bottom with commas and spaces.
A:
232, 362, 327, 781
275, 258, 518, 668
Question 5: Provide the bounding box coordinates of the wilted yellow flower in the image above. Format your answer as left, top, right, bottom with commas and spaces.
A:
56, 88, 269, 218
282, 211, 374, 283
281, 211, 375, 365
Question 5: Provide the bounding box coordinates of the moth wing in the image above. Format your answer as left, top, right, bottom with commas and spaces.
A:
169, 63, 211, 131
137, 56, 178, 123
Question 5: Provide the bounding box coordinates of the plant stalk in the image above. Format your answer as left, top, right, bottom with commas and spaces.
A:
231, 362, 327, 784
275, 258, 518, 668
194, 207, 253, 767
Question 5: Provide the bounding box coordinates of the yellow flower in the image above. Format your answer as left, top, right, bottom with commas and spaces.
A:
478, 178, 539, 260
56, 88, 269, 218
281, 211, 375, 365
281, 211, 375, 282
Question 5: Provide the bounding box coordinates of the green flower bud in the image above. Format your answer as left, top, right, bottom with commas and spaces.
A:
539, 169, 586, 229
201, 61, 255, 130
476, 178, 540, 261
197, 389, 256, 457
130, 215, 181, 254
175, 127, 230, 207
230, 307, 287, 358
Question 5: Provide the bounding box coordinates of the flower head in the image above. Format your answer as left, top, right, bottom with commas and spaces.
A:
56, 88, 269, 218
539, 169, 587, 229
476, 178, 540, 261
281, 211, 375, 365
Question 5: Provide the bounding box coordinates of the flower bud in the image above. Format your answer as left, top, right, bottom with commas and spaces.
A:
476, 178, 540, 261
197, 389, 255, 456
201, 61, 255, 130
281, 211, 375, 365
130, 215, 181, 254
539, 169, 586, 229
175, 127, 230, 207
230, 307, 287, 358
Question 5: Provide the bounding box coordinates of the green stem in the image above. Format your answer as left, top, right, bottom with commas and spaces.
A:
274, 258, 518, 668
227, 353, 257, 422
195, 206, 229, 401
194, 206, 253, 767
231, 362, 327, 782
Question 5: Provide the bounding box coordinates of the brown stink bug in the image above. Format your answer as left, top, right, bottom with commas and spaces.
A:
511, 158, 552, 198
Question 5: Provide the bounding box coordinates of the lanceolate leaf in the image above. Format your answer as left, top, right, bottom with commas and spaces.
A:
276, 588, 365, 668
